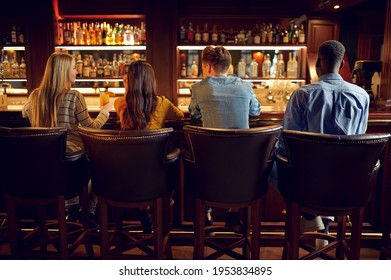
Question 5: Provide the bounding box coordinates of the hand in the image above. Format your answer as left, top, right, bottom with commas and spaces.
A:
100, 102, 113, 112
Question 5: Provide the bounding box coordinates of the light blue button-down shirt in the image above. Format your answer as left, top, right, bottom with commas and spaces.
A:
189, 75, 261, 129
276, 73, 370, 155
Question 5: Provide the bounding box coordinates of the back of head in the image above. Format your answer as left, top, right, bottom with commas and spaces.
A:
124, 60, 157, 129
30, 51, 74, 127
318, 40, 345, 72
202, 45, 232, 73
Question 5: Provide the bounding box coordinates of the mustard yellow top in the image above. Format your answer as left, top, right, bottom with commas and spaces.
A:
114, 95, 184, 129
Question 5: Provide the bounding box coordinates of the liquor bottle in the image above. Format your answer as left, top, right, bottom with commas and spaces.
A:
75, 22, 83, 45
90, 61, 97, 78
298, 24, 305, 44
246, 30, 254, 45
227, 64, 234, 76
187, 22, 195, 44
283, 28, 290, 44
253, 24, 261, 45
103, 59, 111, 77
82, 55, 91, 77
11, 57, 19, 78
11, 26, 17, 45
95, 22, 102, 45
267, 23, 273, 44
88, 23, 96, 45
237, 29, 246, 44
291, 24, 298, 44
238, 58, 246, 78
57, 23, 64, 45
270, 54, 277, 77
64, 23, 72, 45
133, 26, 140, 45
124, 24, 133, 45
262, 53, 271, 78
97, 58, 105, 77
82, 23, 88, 45
226, 28, 235, 44
219, 25, 226, 44
118, 54, 125, 77
117, 24, 124, 45
274, 24, 282, 44
202, 23, 209, 45
276, 53, 285, 78
76, 54, 83, 77
140, 22, 146, 45
2, 55, 11, 78
191, 60, 198, 78
287, 52, 298, 78
106, 24, 113, 45
17, 27, 24, 44
250, 59, 258, 78
101, 22, 107, 45
112, 53, 119, 78
19, 57, 27, 78
261, 23, 267, 44
181, 64, 187, 77
211, 25, 218, 44
194, 25, 201, 44
179, 25, 186, 43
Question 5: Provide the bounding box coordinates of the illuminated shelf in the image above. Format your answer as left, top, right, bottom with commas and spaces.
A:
55, 45, 146, 51
2, 78, 27, 82
3, 46, 25, 51
75, 78, 123, 82
178, 78, 305, 83
178, 45, 306, 51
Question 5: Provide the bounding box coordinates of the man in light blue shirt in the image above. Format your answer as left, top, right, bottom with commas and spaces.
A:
189, 46, 260, 129
272, 40, 369, 248
188, 45, 261, 232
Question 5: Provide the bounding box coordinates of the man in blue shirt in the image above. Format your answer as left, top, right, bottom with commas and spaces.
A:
188, 45, 261, 232
273, 40, 369, 248
189, 46, 260, 129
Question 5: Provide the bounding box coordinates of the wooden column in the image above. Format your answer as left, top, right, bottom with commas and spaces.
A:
380, 0, 391, 99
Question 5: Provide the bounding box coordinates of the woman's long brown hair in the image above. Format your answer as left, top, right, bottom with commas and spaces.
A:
123, 60, 157, 129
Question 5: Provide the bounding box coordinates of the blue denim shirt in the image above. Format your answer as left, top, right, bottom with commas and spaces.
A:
189, 75, 261, 129
276, 73, 370, 155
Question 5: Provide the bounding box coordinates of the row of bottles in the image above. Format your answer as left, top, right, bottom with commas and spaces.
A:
0, 26, 25, 46
179, 22, 305, 45
73, 52, 144, 79
180, 52, 298, 79
1, 54, 27, 78
56, 21, 146, 46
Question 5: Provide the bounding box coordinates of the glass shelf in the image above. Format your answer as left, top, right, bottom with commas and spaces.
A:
178, 45, 306, 51
55, 45, 146, 51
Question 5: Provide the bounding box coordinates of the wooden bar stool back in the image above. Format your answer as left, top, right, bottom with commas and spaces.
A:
276, 130, 390, 260
183, 125, 282, 260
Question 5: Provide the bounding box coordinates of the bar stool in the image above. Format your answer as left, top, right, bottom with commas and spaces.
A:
78, 127, 180, 259
183, 125, 282, 259
276, 130, 390, 260
0, 127, 93, 259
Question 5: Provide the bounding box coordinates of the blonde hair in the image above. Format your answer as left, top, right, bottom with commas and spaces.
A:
29, 52, 74, 127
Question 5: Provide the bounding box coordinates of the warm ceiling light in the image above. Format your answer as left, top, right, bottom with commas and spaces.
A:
334, 5, 340, 9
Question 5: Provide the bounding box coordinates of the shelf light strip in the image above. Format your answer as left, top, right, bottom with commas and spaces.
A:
2, 79, 27, 82
178, 45, 306, 51
3, 46, 25, 51
178, 78, 305, 83
55, 46, 146, 51
75, 79, 123, 82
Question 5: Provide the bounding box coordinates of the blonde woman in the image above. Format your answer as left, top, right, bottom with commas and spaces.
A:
23, 51, 112, 229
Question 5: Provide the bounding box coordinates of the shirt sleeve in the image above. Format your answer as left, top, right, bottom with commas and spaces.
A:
248, 85, 261, 116
164, 98, 184, 120
74, 92, 108, 128
188, 85, 202, 120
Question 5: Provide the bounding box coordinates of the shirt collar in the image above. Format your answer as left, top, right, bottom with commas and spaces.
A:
319, 73, 343, 81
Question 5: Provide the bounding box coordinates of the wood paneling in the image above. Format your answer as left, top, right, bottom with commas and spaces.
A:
380, 0, 391, 99
57, 0, 144, 15
307, 19, 340, 53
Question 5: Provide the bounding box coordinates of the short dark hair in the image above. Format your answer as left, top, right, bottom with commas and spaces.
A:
318, 40, 345, 68
202, 45, 232, 73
